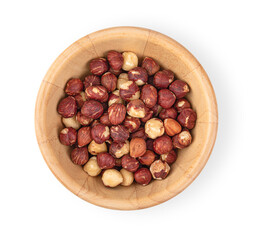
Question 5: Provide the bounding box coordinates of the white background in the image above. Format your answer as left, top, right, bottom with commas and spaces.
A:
0, 0, 258, 239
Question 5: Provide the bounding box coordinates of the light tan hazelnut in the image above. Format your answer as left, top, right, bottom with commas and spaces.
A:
122, 52, 138, 71
120, 169, 134, 186
83, 156, 101, 176
62, 115, 81, 130
117, 73, 129, 90
88, 140, 107, 155
145, 118, 165, 139
102, 169, 123, 187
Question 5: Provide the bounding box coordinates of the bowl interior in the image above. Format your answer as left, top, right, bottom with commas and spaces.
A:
35, 27, 218, 210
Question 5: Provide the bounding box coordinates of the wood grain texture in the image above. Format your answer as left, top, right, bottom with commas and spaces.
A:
35, 27, 218, 210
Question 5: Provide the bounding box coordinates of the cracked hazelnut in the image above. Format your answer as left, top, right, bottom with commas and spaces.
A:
150, 160, 170, 180
122, 52, 138, 71
89, 58, 108, 76
128, 67, 148, 86
107, 50, 123, 70
101, 72, 117, 92
172, 129, 192, 149
71, 147, 89, 165
75, 91, 87, 109
140, 84, 157, 108
59, 127, 77, 146
153, 70, 174, 89
62, 115, 81, 130
174, 98, 191, 112
159, 108, 177, 120
57, 96, 77, 118
117, 73, 129, 89
102, 169, 123, 187
121, 154, 140, 172
130, 138, 146, 158
76, 111, 93, 125
123, 116, 141, 133
130, 127, 147, 140
84, 75, 101, 88
151, 104, 162, 116
119, 81, 140, 101
108, 90, 124, 106
169, 80, 189, 98
161, 150, 177, 164
85, 85, 108, 102
145, 118, 164, 139
110, 125, 129, 143
88, 140, 107, 155
97, 152, 116, 169
100, 112, 112, 126
177, 108, 197, 129
164, 118, 182, 136
91, 123, 110, 144
78, 126, 92, 147
141, 107, 153, 123
65, 78, 84, 96
153, 135, 173, 155
108, 103, 126, 125
81, 100, 104, 119
134, 168, 152, 185
127, 99, 146, 118
120, 169, 134, 186
109, 140, 130, 158
83, 156, 101, 176
141, 57, 160, 76
138, 150, 155, 166
158, 89, 176, 109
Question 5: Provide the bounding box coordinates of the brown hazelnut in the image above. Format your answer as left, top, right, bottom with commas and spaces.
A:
130, 127, 147, 140
120, 169, 134, 186
146, 139, 154, 151
57, 96, 77, 118
153, 70, 174, 89
119, 81, 140, 101
141, 107, 153, 123
81, 100, 104, 119
122, 52, 138, 71
62, 115, 81, 130
151, 104, 162, 116
153, 135, 173, 155
59, 127, 77, 146
140, 84, 157, 108
172, 129, 192, 149
100, 112, 112, 126
101, 72, 117, 92
84, 75, 101, 88
91, 123, 110, 144
75, 91, 87, 109
177, 108, 197, 129
65, 78, 84, 96
169, 80, 189, 98
150, 160, 170, 180
76, 111, 93, 126
123, 116, 141, 133
71, 147, 89, 165
159, 108, 177, 120
138, 150, 155, 166
88, 140, 107, 155
102, 169, 123, 187
78, 126, 92, 147
97, 152, 116, 169
158, 89, 176, 109
174, 98, 191, 112
110, 125, 129, 143
85, 85, 108, 102
134, 168, 152, 185
145, 118, 164, 139
164, 118, 182, 136
141, 57, 160, 76
89, 57, 108, 76
128, 67, 148, 86
108, 103, 126, 125
121, 154, 140, 172
130, 138, 146, 158
161, 150, 177, 164
117, 73, 129, 89
108, 90, 124, 106
107, 50, 123, 70
109, 140, 130, 158
83, 156, 101, 177
127, 99, 146, 118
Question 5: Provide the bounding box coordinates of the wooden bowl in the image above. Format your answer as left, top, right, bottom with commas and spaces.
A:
35, 27, 218, 210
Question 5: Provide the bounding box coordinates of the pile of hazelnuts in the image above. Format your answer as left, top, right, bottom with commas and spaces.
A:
57, 51, 197, 187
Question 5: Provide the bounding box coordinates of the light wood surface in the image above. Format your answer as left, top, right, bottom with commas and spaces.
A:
35, 27, 218, 210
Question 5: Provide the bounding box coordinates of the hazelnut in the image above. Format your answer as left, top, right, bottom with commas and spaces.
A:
109, 141, 130, 158
164, 118, 182, 136
65, 78, 84, 96
169, 80, 189, 98
177, 108, 197, 129
121, 154, 140, 172
123, 116, 141, 133
153, 70, 174, 89
141, 107, 153, 123
108, 90, 124, 106
117, 73, 129, 89
57, 96, 77, 118
75, 91, 87, 109
134, 168, 152, 185
145, 118, 164, 139
140, 84, 157, 108
127, 99, 146, 118
120, 169, 134, 186
130, 138, 146, 158
172, 130, 192, 149
81, 100, 104, 119
128, 67, 148, 86
102, 169, 123, 187
101, 72, 117, 92
161, 150, 177, 164
88, 140, 107, 155
59, 127, 77, 146
71, 147, 89, 165
91, 120, 100, 127
83, 156, 101, 177
153, 135, 173, 155
110, 125, 129, 143
107, 50, 123, 70
100, 112, 112, 126
141, 57, 160, 76
158, 89, 176, 109
89, 57, 108, 76
84, 75, 101, 88
91, 123, 110, 144
119, 81, 140, 101
138, 150, 155, 166
97, 152, 116, 169
78, 126, 92, 147
174, 98, 191, 112
115, 158, 122, 167
76, 111, 93, 126
85, 85, 108, 102
108, 103, 126, 125
122, 51, 138, 71
130, 128, 147, 140
146, 139, 154, 151
159, 108, 177, 120
151, 104, 162, 116
109, 67, 122, 76
62, 115, 81, 130
150, 160, 170, 180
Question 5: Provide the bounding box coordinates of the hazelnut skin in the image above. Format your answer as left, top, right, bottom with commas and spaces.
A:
127, 99, 146, 118
164, 118, 182, 136
134, 168, 152, 186
85, 85, 108, 102
161, 150, 177, 164
109, 141, 130, 158
59, 127, 77, 146
123, 116, 141, 133
177, 108, 197, 129
153, 70, 174, 89
89, 57, 108, 76
76, 111, 93, 126
75, 91, 87, 109
128, 67, 148, 86
62, 115, 81, 130
91, 123, 110, 144
145, 118, 165, 139
138, 150, 155, 166
120, 169, 134, 186
119, 81, 140, 101
174, 98, 191, 112
71, 147, 89, 165
158, 89, 176, 109
121, 154, 140, 172
141, 107, 153, 123
169, 80, 190, 98
81, 100, 104, 119
107, 50, 123, 70
97, 152, 116, 169
122, 52, 138, 71
159, 108, 178, 120
110, 125, 129, 143
141, 57, 160, 76
100, 112, 112, 126
88, 140, 107, 155
101, 72, 117, 92
140, 84, 157, 108
153, 135, 173, 155
57, 96, 77, 118
65, 78, 84, 96
102, 169, 123, 187
84, 75, 101, 88
130, 128, 147, 140
108, 90, 124, 106
78, 126, 92, 147
108, 103, 126, 125
83, 156, 101, 177
130, 138, 146, 158
150, 160, 170, 180
172, 130, 192, 149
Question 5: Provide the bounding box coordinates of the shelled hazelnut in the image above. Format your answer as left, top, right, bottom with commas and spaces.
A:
102, 169, 123, 187
89, 58, 108, 76
85, 85, 108, 102
161, 150, 177, 164
65, 78, 84, 96
101, 72, 117, 92
169, 80, 189, 98
84, 75, 101, 88
150, 160, 170, 180
75, 91, 87, 109
83, 156, 101, 176
120, 169, 134, 186
71, 147, 89, 165
138, 150, 155, 166
110, 125, 129, 143
107, 50, 123, 70
97, 152, 116, 169
57, 96, 77, 118
140, 84, 157, 108
119, 81, 140, 101
81, 100, 104, 119
78, 126, 92, 147
59, 127, 77, 146
127, 99, 146, 118
123, 116, 141, 133
145, 118, 164, 139
130, 138, 146, 158
153, 135, 173, 155
141, 57, 160, 76
91, 123, 110, 144
122, 52, 138, 71
108, 90, 124, 106
121, 154, 140, 172
109, 141, 130, 158
128, 67, 148, 86
177, 108, 197, 129
62, 115, 81, 130
108, 103, 126, 125
172, 129, 192, 149
88, 140, 107, 155
134, 168, 152, 185
174, 98, 191, 112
